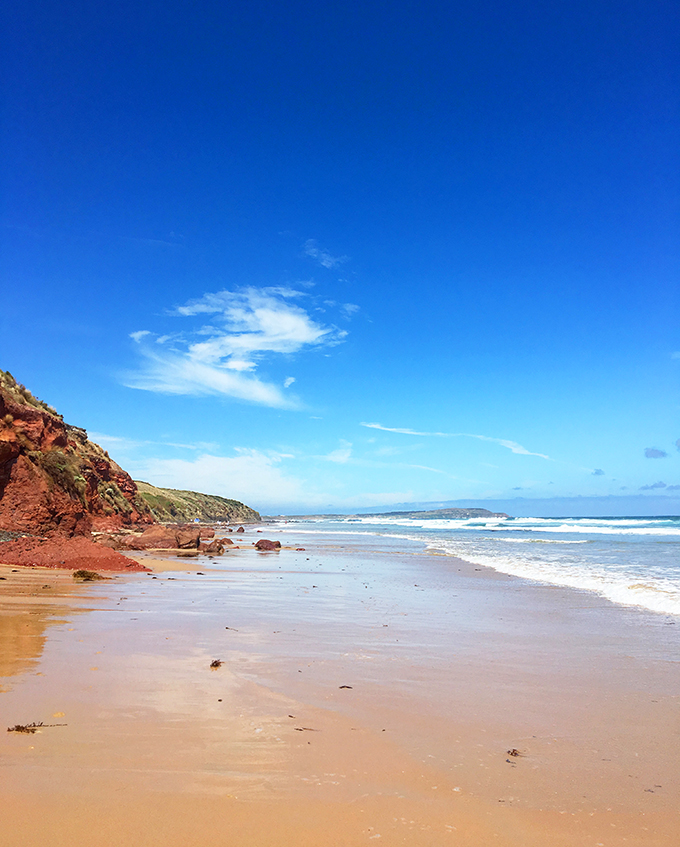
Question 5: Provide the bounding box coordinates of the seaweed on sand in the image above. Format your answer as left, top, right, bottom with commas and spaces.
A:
72, 569, 106, 581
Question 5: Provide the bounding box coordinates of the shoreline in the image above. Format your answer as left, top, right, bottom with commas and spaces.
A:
1, 530, 678, 845
271, 518, 680, 618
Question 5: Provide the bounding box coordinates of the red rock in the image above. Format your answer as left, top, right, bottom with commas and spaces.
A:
236, 526, 245, 533
254, 539, 281, 551
175, 527, 201, 549
296, 548, 306, 551
135, 525, 179, 549
93, 533, 126, 549
0, 535, 148, 571
217, 537, 234, 546
199, 528, 215, 539
199, 539, 224, 554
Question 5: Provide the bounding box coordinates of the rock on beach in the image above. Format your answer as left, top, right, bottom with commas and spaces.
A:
254, 539, 281, 551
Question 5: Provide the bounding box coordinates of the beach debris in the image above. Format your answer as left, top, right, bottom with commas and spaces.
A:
339, 685, 353, 689
224, 626, 239, 631
210, 659, 224, 669
296, 548, 306, 551
8, 721, 66, 733
72, 569, 106, 581
507, 748, 523, 757
294, 726, 319, 731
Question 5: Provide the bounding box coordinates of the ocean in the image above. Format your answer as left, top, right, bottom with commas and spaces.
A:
271, 515, 680, 617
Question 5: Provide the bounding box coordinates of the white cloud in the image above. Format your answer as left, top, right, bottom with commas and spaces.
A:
125, 350, 297, 408
128, 448, 425, 513
126, 286, 349, 407
303, 239, 348, 269
130, 330, 151, 343
284, 376, 296, 388
131, 450, 306, 507
360, 422, 551, 460
323, 440, 353, 463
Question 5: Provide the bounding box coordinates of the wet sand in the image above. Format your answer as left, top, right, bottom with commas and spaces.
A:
1, 531, 678, 845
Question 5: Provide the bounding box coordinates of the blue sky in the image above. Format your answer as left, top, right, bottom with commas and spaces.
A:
2, 0, 679, 514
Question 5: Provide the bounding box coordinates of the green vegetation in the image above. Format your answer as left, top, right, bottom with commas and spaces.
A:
0, 370, 62, 418
135, 480, 260, 523
96, 479, 134, 516
29, 449, 87, 504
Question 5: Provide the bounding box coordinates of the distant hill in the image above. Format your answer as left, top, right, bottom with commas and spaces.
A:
271, 507, 509, 520
135, 480, 261, 524
367, 507, 509, 520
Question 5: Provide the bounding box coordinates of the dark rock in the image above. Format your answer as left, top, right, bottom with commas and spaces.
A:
199, 539, 224, 554
255, 539, 281, 551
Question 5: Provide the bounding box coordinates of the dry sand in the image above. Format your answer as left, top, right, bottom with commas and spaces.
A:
1, 531, 678, 845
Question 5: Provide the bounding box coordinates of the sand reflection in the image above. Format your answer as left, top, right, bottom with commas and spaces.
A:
0, 565, 92, 683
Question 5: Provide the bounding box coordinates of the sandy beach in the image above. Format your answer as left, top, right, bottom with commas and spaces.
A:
1, 529, 678, 846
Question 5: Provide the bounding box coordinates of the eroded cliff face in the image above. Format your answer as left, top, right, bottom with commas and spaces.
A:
0, 371, 153, 536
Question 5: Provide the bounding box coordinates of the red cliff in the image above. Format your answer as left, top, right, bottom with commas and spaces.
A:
0, 370, 153, 536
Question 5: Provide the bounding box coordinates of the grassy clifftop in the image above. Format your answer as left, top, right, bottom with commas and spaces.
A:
135, 481, 261, 524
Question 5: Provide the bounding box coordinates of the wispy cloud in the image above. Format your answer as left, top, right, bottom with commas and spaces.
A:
126, 287, 349, 407
592, 468, 605, 476
303, 239, 348, 269
89, 432, 219, 453
640, 481, 667, 490
322, 440, 353, 464
360, 422, 551, 460
644, 447, 668, 458
341, 303, 360, 317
